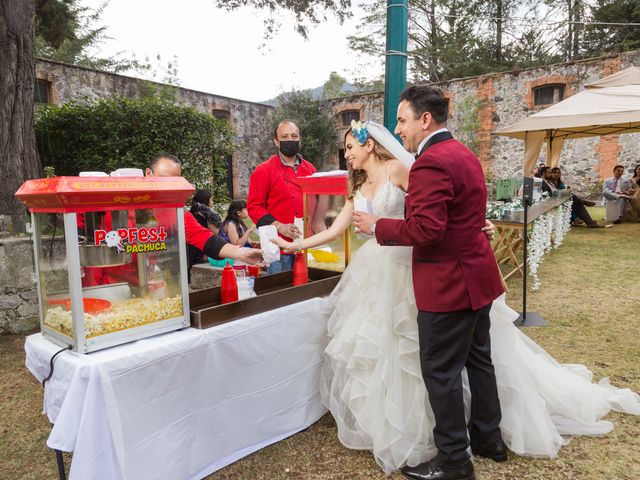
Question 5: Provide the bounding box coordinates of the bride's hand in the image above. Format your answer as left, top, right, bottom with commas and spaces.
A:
270, 237, 297, 252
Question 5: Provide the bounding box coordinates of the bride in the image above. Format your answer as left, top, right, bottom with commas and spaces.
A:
273, 120, 640, 474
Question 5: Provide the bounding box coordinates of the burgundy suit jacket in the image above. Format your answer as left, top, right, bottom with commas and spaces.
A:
375, 132, 504, 312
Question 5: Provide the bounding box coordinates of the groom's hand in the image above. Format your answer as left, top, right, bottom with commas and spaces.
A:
483, 219, 496, 241
353, 212, 380, 235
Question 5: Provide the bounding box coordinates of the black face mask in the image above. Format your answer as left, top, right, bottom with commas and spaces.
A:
279, 140, 300, 157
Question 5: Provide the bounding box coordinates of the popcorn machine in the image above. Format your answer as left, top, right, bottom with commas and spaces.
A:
295, 173, 362, 272
16, 176, 195, 353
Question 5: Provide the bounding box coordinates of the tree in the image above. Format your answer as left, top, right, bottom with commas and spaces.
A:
582, 0, 640, 56
1, 1, 41, 224
268, 90, 337, 172
544, 0, 585, 61
323, 71, 348, 99
349, 0, 568, 83
35, 0, 148, 73
214, 0, 352, 39
36, 97, 235, 201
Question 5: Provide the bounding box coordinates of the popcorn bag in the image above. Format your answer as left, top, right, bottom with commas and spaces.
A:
258, 225, 281, 266
294, 217, 305, 237
353, 197, 373, 238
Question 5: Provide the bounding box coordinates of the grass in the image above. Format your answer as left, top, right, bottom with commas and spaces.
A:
1, 210, 638, 480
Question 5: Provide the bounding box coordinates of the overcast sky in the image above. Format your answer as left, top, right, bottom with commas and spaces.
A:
81, 0, 379, 103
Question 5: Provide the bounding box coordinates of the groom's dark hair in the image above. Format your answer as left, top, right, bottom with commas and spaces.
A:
400, 85, 448, 124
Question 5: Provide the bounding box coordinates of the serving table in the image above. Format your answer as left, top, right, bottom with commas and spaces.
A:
491, 194, 573, 288
26, 296, 330, 480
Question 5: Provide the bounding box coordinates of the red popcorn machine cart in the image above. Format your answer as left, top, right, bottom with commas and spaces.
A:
15, 176, 195, 353
295, 172, 361, 272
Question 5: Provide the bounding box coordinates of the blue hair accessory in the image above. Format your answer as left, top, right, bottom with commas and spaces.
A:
351, 120, 369, 145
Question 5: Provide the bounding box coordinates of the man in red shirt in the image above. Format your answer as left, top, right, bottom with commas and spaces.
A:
247, 120, 326, 274
146, 153, 262, 273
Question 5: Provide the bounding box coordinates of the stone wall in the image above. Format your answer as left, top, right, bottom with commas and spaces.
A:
36, 59, 274, 197
327, 50, 640, 196
0, 237, 39, 333
0, 232, 69, 334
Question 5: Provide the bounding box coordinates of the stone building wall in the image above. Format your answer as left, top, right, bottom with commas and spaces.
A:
327, 50, 640, 196
0, 233, 68, 334
0, 237, 40, 334
35, 59, 274, 196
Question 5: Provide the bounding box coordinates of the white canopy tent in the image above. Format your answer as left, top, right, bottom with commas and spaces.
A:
495, 66, 640, 175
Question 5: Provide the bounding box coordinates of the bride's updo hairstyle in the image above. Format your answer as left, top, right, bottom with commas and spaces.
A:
346, 121, 395, 199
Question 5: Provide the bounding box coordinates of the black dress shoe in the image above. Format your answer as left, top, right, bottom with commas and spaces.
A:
471, 440, 508, 462
612, 219, 622, 224
400, 458, 475, 480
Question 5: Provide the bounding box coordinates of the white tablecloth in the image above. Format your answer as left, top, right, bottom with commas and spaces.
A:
25, 297, 330, 480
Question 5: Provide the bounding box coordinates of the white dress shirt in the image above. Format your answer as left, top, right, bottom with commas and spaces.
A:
416, 128, 449, 156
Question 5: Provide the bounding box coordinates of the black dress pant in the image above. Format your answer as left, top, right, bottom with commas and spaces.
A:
571, 194, 596, 226
417, 303, 502, 465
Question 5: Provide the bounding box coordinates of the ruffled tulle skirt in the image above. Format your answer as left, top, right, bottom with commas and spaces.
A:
319, 239, 640, 474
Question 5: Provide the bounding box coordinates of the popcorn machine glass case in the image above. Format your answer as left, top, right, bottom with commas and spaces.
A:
296, 173, 364, 272
16, 176, 194, 353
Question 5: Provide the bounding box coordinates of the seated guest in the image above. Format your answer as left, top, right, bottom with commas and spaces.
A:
193, 188, 213, 208
190, 189, 223, 234
191, 202, 223, 235
220, 199, 255, 247
623, 165, 640, 222
631, 164, 640, 189
540, 167, 603, 228
603, 165, 633, 224
539, 167, 559, 193
551, 167, 596, 206
550, 167, 565, 189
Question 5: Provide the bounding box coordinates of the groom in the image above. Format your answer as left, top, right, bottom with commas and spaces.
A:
354, 85, 506, 480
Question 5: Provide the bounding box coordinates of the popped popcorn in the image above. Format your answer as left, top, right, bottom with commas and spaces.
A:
307, 251, 345, 272
44, 295, 183, 338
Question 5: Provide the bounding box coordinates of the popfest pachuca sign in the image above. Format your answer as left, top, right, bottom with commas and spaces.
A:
94, 226, 168, 254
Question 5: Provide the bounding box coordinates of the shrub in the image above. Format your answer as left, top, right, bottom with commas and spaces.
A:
36, 97, 234, 202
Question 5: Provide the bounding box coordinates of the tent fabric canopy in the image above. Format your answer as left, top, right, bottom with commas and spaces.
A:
585, 66, 640, 88
495, 66, 640, 173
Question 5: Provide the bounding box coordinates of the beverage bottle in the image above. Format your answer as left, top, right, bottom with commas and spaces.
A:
293, 251, 308, 286
220, 261, 238, 303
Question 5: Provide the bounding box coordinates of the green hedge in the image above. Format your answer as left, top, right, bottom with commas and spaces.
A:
36, 97, 234, 202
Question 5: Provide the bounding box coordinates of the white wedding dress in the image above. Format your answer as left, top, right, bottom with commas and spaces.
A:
319, 182, 640, 474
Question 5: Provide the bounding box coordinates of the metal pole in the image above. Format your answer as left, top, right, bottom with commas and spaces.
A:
55, 449, 67, 480
383, 0, 409, 131
516, 180, 547, 327
522, 195, 528, 322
